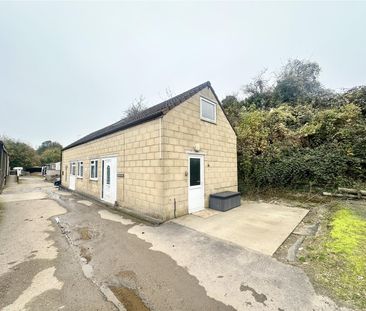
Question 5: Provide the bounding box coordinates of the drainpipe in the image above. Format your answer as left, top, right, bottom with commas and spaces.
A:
123, 133, 126, 202
60, 149, 63, 187
159, 116, 162, 159
174, 198, 177, 218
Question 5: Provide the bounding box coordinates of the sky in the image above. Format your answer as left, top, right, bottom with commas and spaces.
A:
0, 1, 365, 148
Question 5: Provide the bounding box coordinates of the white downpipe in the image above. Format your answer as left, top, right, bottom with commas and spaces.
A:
159, 117, 162, 159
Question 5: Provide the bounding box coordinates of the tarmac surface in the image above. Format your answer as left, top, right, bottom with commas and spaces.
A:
0, 176, 351, 311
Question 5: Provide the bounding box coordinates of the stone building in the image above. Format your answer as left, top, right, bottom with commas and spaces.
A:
61, 81, 237, 222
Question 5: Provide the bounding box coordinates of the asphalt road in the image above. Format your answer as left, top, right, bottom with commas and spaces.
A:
0, 176, 351, 311
0, 177, 116, 311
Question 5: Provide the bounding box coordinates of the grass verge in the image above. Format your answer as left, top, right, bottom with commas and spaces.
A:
305, 203, 366, 309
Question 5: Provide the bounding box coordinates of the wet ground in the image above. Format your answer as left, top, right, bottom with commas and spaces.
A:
0, 176, 352, 310
0, 176, 115, 311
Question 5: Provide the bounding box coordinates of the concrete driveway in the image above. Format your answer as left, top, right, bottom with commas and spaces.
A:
171, 201, 309, 255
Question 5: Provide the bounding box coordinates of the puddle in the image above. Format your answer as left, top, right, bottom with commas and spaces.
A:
77, 227, 92, 240
240, 284, 267, 305
109, 286, 149, 311
98, 210, 135, 226
80, 247, 92, 263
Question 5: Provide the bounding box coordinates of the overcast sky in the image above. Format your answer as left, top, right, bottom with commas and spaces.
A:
0, 1, 365, 148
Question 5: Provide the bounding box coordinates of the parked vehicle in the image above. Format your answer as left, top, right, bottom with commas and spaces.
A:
13, 167, 23, 176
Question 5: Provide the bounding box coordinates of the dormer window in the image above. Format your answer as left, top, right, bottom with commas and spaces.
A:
200, 97, 216, 123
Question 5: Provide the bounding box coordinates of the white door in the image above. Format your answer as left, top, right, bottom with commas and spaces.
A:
69, 162, 76, 190
101, 157, 117, 204
188, 154, 204, 213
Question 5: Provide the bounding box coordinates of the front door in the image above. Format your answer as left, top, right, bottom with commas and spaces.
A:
188, 154, 204, 213
101, 157, 117, 204
69, 162, 76, 190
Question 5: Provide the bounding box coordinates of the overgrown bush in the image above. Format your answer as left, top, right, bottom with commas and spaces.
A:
224, 59, 366, 192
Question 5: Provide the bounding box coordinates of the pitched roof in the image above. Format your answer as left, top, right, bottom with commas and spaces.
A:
63, 81, 231, 151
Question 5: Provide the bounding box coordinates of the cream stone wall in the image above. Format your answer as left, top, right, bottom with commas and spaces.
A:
161, 87, 237, 219
61, 119, 165, 221
62, 87, 237, 222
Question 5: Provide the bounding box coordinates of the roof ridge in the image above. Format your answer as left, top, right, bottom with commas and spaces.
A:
63, 81, 212, 150
120, 81, 211, 121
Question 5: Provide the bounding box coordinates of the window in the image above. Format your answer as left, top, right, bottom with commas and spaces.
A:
200, 97, 216, 123
106, 165, 111, 185
77, 161, 83, 178
70, 162, 76, 175
90, 160, 98, 180
189, 158, 201, 186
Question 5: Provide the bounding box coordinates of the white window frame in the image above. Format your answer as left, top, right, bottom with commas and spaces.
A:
77, 161, 84, 178
70, 162, 76, 176
90, 159, 98, 181
200, 97, 217, 124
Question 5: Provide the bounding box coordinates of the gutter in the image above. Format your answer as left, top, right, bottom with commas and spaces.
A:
62, 111, 165, 152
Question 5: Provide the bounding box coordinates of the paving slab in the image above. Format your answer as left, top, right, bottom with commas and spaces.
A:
171, 200, 309, 256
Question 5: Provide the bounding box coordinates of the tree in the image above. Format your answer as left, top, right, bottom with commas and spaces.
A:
242, 70, 274, 109
123, 95, 146, 119
2, 138, 40, 168
273, 59, 323, 104
222, 95, 243, 127
37, 140, 62, 155
343, 86, 366, 116
40, 147, 61, 164
36, 140, 62, 165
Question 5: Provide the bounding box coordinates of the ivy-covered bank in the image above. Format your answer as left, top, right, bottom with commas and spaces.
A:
222, 59, 366, 192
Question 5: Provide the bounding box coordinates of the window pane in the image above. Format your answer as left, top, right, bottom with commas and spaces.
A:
106, 165, 111, 185
190, 158, 200, 186
71, 163, 76, 175
90, 160, 97, 178
201, 99, 215, 121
